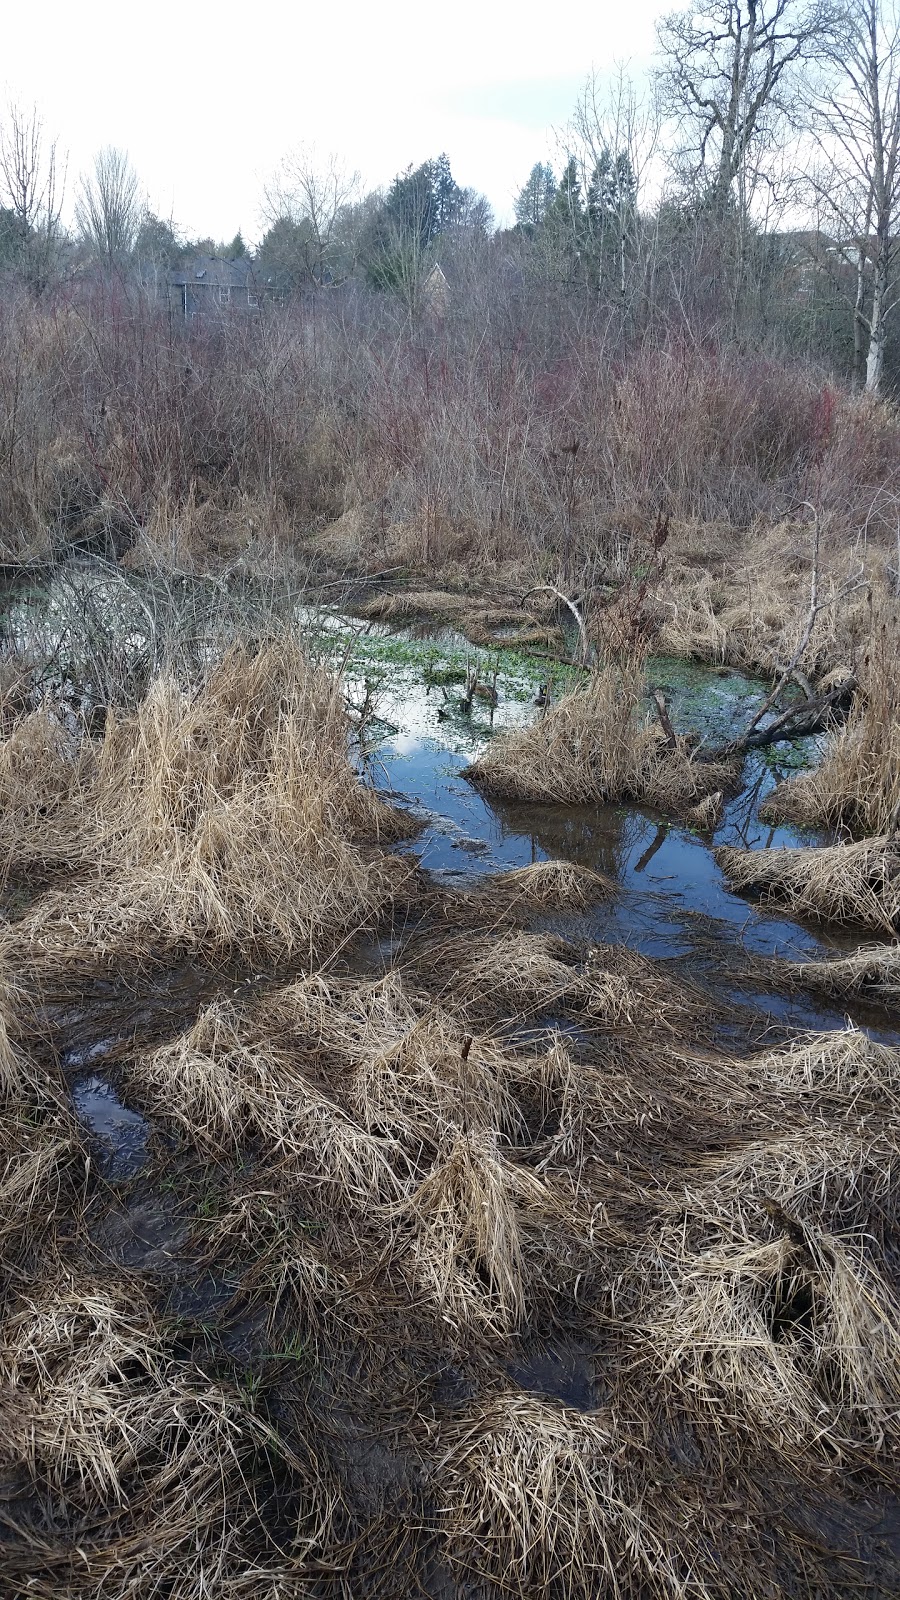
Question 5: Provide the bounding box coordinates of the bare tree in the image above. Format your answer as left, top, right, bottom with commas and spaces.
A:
0, 101, 65, 290
657, 0, 835, 216
564, 66, 660, 328
807, 0, 900, 392
76, 147, 142, 267
262, 145, 360, 284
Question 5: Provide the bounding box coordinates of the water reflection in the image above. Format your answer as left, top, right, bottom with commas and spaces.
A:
376, 732, 897, 1042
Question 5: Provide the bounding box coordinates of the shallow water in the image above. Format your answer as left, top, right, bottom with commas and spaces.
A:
300, 607, 896, 1041
72, 1073, 150, 1178
10, 586, 896, 1163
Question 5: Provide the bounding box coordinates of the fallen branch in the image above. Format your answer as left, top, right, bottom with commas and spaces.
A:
522, 585, 593, 668
717, 674, 857, 754
650, 690, 677, 748
723, 505, 865, 756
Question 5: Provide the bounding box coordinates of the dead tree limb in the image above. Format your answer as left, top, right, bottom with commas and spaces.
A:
650, 690, 677, 748
522, 585, 593, 668
722, 506, 866, 757
718, 674, 857, 753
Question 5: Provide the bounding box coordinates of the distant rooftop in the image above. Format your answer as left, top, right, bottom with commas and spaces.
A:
167, 254, 257, 289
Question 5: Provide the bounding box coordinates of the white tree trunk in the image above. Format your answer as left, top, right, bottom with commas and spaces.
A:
866, 256, 889, 393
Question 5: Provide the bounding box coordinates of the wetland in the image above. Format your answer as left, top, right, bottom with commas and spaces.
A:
2, 566, 899, 1600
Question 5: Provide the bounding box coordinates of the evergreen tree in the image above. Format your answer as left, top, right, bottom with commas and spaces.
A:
384, 162, 438, 252
547, 158, 584, 234
0, 206, 23, 268
432, 152, 462, 234
367, 154, 464, 305
256, 215, 311, 290
514, 163, 556, 229
133, 212, 185, 269
583, 149, 638, 289
586, 151, 636, 233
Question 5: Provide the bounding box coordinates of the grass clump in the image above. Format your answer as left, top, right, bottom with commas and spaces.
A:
464, 662, 737, 814
437, 858, 616, 926
762, 604, 900, 838
3, 638, 409, 974
0, 1277, 331, 1599
795, 942, 900, 1005
717, 835, 900, 932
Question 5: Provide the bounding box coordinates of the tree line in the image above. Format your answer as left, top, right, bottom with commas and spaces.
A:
3, 0, 900, 391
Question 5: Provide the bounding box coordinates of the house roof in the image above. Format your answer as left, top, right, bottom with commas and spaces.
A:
167, 254, 258, 289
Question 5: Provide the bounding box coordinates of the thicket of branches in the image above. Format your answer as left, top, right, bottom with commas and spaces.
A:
1, 265, 898, 579
2, 2, 900, 575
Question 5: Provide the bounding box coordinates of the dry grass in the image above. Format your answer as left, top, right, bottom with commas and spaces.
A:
2, 929, 899, 1595
684, 788, 724, 830
2, 639, 409, 973
0, 705, 89, 891
357, 587, 471, 622
794, 941, 900, 1005
465, 662, 738, 814
138, 997, 407, 1220
2, 628, 899, 1596
717, 835, 900, 932
659, 519, 882, 681
405, 928, 584, 1020
763, 604, 900, 838
0, 1277, 333, 1599
641, 1030, 900, 1473
0, 962, 83, 1284
394, 1133, 555, 1336
437, 858, 616, 927
436, 1395, 634, 1595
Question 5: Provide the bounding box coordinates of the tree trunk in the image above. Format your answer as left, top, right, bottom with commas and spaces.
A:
852, 249, 869, 393
865, 251, 888, 393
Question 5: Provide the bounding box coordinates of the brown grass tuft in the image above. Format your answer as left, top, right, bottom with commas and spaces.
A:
439, 858, 616, 926
717, 836, 900, 931
395, 1134, 557, 1336
3, 640, 408, 973
763, 605, 900, 838
795, 942, 900, 1005
465, 664, 738, 813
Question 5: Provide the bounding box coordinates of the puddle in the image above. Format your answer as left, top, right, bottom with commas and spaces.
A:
166, 1272, 241, 1322
506, 1340, 601, 1411
503, 1013, 594, 1053
71, 1074, 150, 1178
92, 1195, 190, 1268
8, 586, 897, 1052
786, 1487, 900, 1592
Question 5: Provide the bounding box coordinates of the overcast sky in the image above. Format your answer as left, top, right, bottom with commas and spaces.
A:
6, 0, 666, 243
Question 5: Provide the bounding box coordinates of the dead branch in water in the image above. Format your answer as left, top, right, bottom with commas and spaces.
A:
720, 507, 867, 757
726, 672, 858, 751
650, 690, 677, 748
521, 585, 593, 668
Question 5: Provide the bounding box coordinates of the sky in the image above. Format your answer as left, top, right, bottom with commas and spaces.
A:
5, 0, 666, 243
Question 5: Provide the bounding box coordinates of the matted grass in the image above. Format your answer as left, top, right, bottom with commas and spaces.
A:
3, 636, 900, 1595
0, 1278, 334, 1600
436, 858, 616, 927
795, 941, 900, 1005
717, 835, 900, 931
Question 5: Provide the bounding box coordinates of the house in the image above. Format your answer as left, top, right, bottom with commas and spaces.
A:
167, 255, 262, 320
